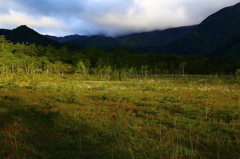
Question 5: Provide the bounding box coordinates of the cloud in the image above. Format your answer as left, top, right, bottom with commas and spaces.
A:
0, 10, 64, 34
179, 0, 240, 22
0, 0, 239, 36
92, 0, 190, 35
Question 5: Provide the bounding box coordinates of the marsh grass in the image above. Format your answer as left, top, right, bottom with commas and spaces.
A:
0, 74, 240, 158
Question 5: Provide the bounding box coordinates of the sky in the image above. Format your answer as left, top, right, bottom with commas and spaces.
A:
0, 0, 239, 37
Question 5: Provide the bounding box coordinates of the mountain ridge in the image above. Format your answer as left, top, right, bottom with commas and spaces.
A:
45, 34, 89, 42
69, 25, 197, 51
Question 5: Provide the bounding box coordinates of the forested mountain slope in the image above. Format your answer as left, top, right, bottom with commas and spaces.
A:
0, 25, 61, 47
163, 2, 240, 55
207, 33, 240, 60
71, 25, 196, 51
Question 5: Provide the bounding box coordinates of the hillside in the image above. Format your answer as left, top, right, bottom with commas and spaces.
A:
163, 2, 240, 55
74, 35, 121, 48
70, 25, 196, 51
0, 25, 61, 47
207, 33, 240, 60
119, 25, 196, 46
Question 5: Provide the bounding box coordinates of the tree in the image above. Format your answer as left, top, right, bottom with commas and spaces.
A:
20, 55, 32, 74
54, 61, 66, 75
111, 69, 119, 81
39, 56, 53, 75
141, 65, 148, 77
120, 69, 127, 81
45, 44, 58, 62
58, 46, 71, 63
96, 56, 104, 70
0, 35, 10, 52
235, 69, 240, 81
76, 61, 88, 75
64, 63, 75, 74
115, 56, 123, 68
0, 50, 16, 74
84, 59, 91, 70
128, 67, 136, 78
235, 69, 240, 76
106, 66, 112, 80
179, 62, 187, 76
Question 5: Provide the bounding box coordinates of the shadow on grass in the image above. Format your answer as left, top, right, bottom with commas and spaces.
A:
1, 94, 239, 159
0, 98, 130, 159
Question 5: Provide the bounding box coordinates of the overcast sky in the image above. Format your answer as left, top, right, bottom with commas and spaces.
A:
0, 0, 239, 37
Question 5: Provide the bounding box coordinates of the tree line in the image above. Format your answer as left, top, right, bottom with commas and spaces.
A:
1, 35, 240, 79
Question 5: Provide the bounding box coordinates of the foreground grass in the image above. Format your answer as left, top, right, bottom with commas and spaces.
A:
0, 74, 240, 158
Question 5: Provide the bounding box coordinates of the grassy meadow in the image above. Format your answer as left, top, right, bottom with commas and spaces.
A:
0, 74, 240, 159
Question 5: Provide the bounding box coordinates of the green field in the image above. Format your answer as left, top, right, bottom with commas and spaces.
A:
0, 74, 240, 159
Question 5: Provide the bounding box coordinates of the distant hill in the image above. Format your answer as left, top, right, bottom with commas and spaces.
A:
72, 35, 121, 48
0, 25, 61, 47
45, 34, 88, 42
70, 25, 196, 51
118, 25, 196, 46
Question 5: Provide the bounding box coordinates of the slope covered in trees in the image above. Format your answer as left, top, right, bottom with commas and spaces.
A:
71, 25, 196, 52
207, 33, 240, 60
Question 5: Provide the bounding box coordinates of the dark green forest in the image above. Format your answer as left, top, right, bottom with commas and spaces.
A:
1, 35, 240, 79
